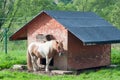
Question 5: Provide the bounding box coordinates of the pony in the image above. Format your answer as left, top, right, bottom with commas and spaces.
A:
27, 40, 64, 72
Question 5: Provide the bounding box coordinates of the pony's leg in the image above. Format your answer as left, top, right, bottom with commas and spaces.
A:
37, 58, 44, 69
31, 56, 39, 71
34, 57, 40, 71
48, 58, 52, 65
31, 56, 37, 71
27, 51, 33, 71
45, 56, 52, 72
37, 58, 41, 67
45, 56, 49, 72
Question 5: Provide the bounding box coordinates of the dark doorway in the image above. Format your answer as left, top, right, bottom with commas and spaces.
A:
40, 58, 54, 66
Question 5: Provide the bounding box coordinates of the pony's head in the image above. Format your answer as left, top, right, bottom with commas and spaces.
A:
55, 40, 64, 56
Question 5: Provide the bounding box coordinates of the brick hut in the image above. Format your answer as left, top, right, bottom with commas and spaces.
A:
10, 10, 120, 70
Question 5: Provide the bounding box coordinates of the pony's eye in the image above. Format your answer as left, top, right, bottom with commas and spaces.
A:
56, 41, 58, 44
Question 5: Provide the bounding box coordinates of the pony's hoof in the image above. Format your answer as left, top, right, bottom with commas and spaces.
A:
45, 69, 50, 72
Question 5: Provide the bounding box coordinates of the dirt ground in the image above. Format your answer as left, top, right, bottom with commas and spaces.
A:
10, 64, 109, 75
11, 65, 75, 75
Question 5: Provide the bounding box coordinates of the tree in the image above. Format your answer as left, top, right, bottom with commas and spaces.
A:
0, 0, 21, 42
104, 2, 120, 28
0, 0, 14, 29
72, 0, 96, 11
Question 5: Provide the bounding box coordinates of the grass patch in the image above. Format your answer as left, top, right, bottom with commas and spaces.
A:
1, 68, 120, 80
0, 70, 49, 80
0, 50, 26, 69
111, 47, 120, 65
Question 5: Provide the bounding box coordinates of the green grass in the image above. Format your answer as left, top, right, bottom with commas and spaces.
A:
111, 47, 120, 65
1, 67, 120, 80
0, 50, 26, 69
0, 48, 120, 80
0, 70, 49, 80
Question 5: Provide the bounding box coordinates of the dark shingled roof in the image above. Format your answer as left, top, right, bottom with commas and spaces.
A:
10, 10, 120, 44
44, 10, 120, 44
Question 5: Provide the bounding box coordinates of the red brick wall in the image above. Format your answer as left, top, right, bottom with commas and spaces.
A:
27, 13, 68, 70
68, 31, 111, 70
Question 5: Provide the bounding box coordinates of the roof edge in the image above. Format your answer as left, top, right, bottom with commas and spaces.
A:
84, 40, 120, 45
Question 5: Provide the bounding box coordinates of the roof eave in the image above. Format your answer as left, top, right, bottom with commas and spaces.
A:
84, 40, 120, 45
9, 36, 27, 41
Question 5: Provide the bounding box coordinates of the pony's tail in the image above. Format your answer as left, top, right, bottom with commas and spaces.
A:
27, 50, 32, 71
